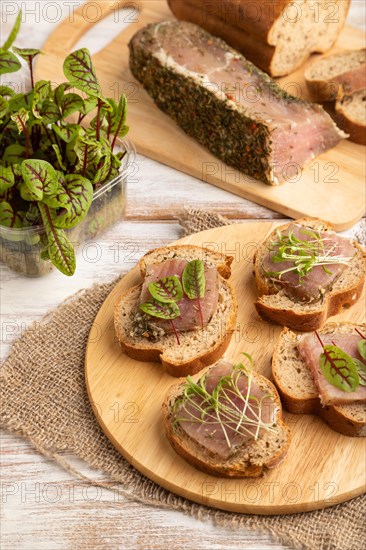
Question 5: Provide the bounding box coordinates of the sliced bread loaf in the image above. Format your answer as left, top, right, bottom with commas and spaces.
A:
163, 358, 292, 477
168, 0, 350, 77
114, 245, 237, 377
335, 89, 366, 145
254, 218, 366, 331
272, 324, 366, 437
305, 49, 366, 102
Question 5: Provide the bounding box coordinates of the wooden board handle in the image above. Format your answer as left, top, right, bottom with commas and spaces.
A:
40, 0, 147, 55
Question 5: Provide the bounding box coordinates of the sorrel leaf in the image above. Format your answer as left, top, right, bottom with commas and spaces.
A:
63, 48, 101, 96
0, 201, 23, 228
60, 93, 84, 118
51, 123, 80, 143
0, 96, 9, 119
74, 136, 102, 172
358, 340, 366, 360
22, 159, 58, 200
52, 143, 66, 170
92, 155, 112, 185
10, 108, 29, 133
40, 100, 61, 124
12, 47, 42, 60
319, 345, 359, 392
39, 203, 76, 276
0, 85, 15, 97
140, 300, 180, 320
148, 276, 183, 304
52, 174, 93, 229
182, 259, 206, 299
353, 359, 366, 386
53, 82, 72, 106
2, 144, 26, 164
0, 166, 15, 193
32, 80, 51, 117
1, 11, 22, 51
0, 51, 21, 75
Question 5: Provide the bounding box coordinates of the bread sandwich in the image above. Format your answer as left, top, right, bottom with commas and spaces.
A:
114, 245, 237, 377
272, 323, 366, 436
253, 218, 366, 331
163, 357, 292, 476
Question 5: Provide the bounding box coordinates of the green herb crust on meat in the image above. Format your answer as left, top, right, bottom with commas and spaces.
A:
128, 21, 345, 185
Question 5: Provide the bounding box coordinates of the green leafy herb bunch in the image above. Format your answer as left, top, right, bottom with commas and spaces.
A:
0, 12, 129, 275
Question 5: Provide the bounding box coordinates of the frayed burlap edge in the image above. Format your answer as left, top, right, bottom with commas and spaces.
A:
1, 211, 365, 550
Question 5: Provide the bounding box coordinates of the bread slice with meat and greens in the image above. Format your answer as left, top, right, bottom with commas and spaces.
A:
163, 357, 292, 477
253, 218, 366, 332
305, 48, 366, 102
272, 324, 366, 437
114, 245, 237, 377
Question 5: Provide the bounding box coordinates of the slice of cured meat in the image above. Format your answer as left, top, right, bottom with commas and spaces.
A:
262, 223, 355, 301
298, 332, 366, 405
129, 20, 346, 185
140, 258, 218, 333
175, 360, 277, 460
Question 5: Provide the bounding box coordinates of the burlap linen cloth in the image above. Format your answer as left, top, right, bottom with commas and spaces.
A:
1, 209, 365, 550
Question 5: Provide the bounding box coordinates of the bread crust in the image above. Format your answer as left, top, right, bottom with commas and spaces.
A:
253, 217, 366, 332
335, 93, 366, 145
168, 0, 350, 76
272, 325, 366, 437
114, 245, 237, 377
162, 364, 292, 476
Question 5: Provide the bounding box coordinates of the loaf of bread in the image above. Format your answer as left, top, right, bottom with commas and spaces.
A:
168, 0, 350, 76
305, 49, 366, 102
335, 89, 366, 146
272, 323, 366, 437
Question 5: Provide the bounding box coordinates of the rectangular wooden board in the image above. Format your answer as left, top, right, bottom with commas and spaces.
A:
35, 0, 366, 230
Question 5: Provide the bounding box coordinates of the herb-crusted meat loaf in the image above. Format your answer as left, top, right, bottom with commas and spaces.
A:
129, 20, 346, 185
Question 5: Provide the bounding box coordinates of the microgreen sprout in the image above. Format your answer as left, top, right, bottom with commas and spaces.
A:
173, 356, 276, 450
265, 228, 352, 283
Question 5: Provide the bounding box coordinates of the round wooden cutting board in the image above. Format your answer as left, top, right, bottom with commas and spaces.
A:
85, 222, 366, 515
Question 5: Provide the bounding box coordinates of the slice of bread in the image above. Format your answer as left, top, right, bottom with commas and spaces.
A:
163, 359, 292, 477
254, 218, 366, 332
114, 245, 237, 377
335, 89, 366, 146
272, 324, 366, 437
305, 49, 366, 102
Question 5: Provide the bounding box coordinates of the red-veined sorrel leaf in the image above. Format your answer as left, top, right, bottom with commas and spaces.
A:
52, 144, 66, 171
10, 107, 29, 133
22, 159, 58, 200
12, 46, 42, 60
63, 48, 101, 96
53, 82, 72, 107
139, 300, 180, 320
1, 11, 21, 51
0, 51, 21, 75
40, 100, 61, 124
52, 174, 93, 229
74, 135, 102, 172
148, 276, 183, 304
32, 80, 51, 117
0, 85, 15, 97
353, 359, 366, 386
51, 123, 80, 143
0, 166, 15, 193
319, 345, 359, 392
38, 203, 76, 276
60, 93, 84, 118
0, 96, 9, 119
0, 201, 23, 228
358, 340, 366, 360
2, 144, 25, 164
182, 259, 206, 299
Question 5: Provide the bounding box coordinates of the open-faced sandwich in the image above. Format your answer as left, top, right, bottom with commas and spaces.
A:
254, 218, 366, 331
163, 356, 292, 477
272, 323, 366, 437
114, 245, 237, 377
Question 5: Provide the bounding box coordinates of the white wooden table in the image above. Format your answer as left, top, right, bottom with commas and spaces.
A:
1, 2, 365, 548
